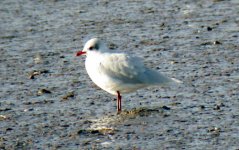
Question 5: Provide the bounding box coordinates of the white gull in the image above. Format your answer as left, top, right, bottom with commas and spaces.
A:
76, 38, 181, 113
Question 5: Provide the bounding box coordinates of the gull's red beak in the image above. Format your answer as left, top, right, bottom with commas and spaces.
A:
75, 50, 86, 56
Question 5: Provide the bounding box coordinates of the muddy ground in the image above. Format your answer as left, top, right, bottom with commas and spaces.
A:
1, 0, 239, 149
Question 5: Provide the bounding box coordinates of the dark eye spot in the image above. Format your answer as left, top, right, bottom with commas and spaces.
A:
89, 46, 93, 50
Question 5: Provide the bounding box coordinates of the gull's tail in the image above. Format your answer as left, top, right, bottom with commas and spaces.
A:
142, 68, 182, 85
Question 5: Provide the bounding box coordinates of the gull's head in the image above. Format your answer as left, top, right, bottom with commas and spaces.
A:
76, 38, 102, 56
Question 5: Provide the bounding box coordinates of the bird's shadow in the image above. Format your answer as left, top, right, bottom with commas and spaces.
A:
77, 106, 171, 135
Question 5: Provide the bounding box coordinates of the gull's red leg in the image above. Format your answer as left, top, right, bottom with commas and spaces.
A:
117, 91, 122, 113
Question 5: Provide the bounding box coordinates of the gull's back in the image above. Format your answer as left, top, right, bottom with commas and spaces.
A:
98, 52, 174, 86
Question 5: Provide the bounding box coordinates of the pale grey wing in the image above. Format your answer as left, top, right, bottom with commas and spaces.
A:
99, 53, 173, 85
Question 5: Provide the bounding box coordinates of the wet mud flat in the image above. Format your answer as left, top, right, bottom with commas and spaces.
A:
1, 0, 239, 149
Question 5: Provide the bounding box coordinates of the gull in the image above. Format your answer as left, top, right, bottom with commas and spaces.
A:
76, 38, 181, 113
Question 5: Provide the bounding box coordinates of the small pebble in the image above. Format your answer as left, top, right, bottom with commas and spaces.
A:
162, 106, 170, 110
0, 115, 7, 121
28, 70, 49, 79
170, 61, 179, 64
24, 108, 34, 112
214, 105, 220, 110
108, 43, 118, 50
34, 53, 43, 64
200, 105, 205, 109
207, 26, 213, 31
208, 127, 220, 133
90, 101, 95, 105
29, 71, 40, 79
162, 36, 169, 39
214, 102, 224, 110
61, 91, 74, 100
38, 89, 52, 95
213, 41, 221, 45
6, 128, 13, 131
160, 22, 165, 27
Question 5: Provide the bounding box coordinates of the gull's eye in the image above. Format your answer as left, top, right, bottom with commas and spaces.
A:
89, 46, 94, 50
